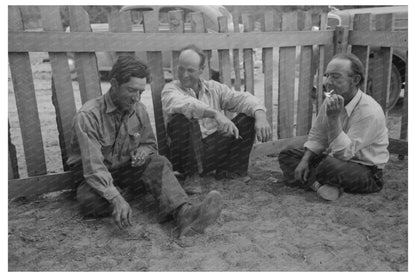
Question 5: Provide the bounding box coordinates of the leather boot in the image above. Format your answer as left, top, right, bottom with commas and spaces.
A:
176, 190, 223, 237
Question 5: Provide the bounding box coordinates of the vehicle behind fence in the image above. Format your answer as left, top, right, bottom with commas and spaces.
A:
8, 6, 408, 199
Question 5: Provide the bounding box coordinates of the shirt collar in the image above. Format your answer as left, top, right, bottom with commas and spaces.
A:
177, 78, 209, 97
344, 89, 362, 117
104, 90, 118, 114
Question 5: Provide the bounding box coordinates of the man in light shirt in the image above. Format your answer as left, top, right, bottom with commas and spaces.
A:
278, 53, 389, 201
162, 45, 272, 194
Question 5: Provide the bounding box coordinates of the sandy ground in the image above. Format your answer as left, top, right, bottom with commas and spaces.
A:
8, 52, 408, 271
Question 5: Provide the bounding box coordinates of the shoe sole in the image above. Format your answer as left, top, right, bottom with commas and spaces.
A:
180, 191, 223, 237
317, 185, 340, 201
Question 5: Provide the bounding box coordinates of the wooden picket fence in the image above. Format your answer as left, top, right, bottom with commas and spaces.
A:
8, 6, 408, 199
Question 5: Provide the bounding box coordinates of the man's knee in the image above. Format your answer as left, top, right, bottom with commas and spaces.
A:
147, 155, 173, 170
233, 114, 255, 135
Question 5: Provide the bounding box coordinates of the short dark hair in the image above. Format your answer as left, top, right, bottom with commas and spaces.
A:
109, 54, 150, 85
332, 53, 365, 87
179, 44, 206, 68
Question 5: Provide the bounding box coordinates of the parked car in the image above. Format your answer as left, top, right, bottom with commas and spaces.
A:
327, 5, 408, 111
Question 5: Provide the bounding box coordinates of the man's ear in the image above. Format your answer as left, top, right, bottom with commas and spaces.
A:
110, 78, 119, 91
353, 75, 361, 86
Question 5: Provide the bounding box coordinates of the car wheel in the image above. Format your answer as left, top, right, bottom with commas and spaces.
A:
366, 64, 402, 111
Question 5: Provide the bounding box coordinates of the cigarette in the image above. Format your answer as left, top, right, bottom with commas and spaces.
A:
324, 90, 334, 98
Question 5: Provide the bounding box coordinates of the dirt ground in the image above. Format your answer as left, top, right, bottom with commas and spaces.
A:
8, 53, 408, 271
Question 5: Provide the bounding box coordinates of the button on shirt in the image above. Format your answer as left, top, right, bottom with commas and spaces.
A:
67, 92, 157, 201
161, 79, 266, 138
304, 89, 389, 169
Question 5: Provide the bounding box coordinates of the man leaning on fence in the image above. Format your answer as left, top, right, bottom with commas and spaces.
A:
66, 55, 222, 236
278, 53, 389, 201
161, 44, 272, 195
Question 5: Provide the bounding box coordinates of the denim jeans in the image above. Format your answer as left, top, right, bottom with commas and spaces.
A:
278, 146, 384, 193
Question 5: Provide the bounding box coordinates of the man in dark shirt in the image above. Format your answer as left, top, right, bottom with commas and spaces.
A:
67, 55, 222, 236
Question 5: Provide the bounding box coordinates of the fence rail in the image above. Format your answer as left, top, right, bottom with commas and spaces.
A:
8, 6, 408, 199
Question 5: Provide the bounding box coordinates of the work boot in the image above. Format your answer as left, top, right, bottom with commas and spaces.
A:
176, 190, 223, 237
181, 173, 203, 195
311, 181, 340, 201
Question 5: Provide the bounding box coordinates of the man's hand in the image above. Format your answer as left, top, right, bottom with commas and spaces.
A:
215, 112, 240, 139
130, 148, 152, 167
254, 110, 272, 142
110, 194, 133, 229
294, 159, 310, 183
325, 94, 344, 118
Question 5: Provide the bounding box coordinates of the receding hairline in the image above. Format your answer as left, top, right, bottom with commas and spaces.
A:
179, 49, 203, 66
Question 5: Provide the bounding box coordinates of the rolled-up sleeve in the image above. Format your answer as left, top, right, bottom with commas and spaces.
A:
214, 82, 266, 116
74, 112, 120, 201
162, 83, 211, 119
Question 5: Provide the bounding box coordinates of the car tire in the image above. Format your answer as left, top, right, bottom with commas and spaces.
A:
366, 63, 402, 111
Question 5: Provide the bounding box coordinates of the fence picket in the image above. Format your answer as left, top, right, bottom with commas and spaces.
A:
278, 12, 298, 139
316, 12, 328, 111
351, 13, 371, 93
41, 6, 77, 171
372, 13, 394, 112
399, 51, 408, 160
143, 11, 168, 157
333, 26, 349, 54
218, 16, 232, 87
242, 14, 255, 94
191, 12, 211, 80
296, 11, 314, 136
109, 6, 134, 57
169, 10, 184, 80
9, 6, 47, 177
232, 10, 242, 91
263, 11, 280, 135
70, 6, 102, 103
9, 122, 19, 179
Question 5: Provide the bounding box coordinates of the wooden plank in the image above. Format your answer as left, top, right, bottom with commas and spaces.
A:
296, 11, 314, 136
109, 6, 134, 57
8, 122, 19, 179
316, 12, 328, 111
388, 138, 407, 156
9, 30, 335, 52
9, 172, 74, 200
242, 13, 254, 94
69, 6, 102, 103
218, 16, 232, 87
278, 12, 298, 139
190, 12, 211, 80
372, 13, 394, 112
8, 6, 47, 177
250, 136, 407, 159
143, 11, 168, 157
351, 13, 371, 93
333, 26, 349, 54
348, 30, 407, 48
399, 51, 408, 160
232, 10, 242, 91
41, 6, 77, 172
169, 10, 185, 80
251, 135, 308, 159
263, 11, 280, 136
